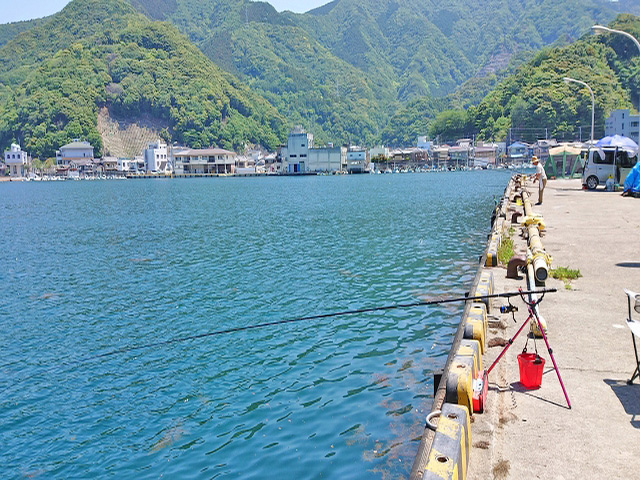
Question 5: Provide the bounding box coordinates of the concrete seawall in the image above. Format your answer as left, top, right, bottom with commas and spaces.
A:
413, 176, 640, 479
410, 179, 510, 479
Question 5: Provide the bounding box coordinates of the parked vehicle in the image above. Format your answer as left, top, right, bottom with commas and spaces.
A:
582, 147, 638, 190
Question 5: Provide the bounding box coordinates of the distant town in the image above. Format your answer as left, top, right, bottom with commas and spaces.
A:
3, 108, 638, 181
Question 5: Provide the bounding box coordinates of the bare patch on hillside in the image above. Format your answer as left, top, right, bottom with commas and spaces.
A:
97, 107, 166, 158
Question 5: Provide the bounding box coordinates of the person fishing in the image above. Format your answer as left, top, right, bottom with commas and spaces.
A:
532, 156, 547, 205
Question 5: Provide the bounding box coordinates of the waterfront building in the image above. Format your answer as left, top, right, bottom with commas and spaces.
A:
173, 148, 236, 174
369, 146, 390, 160
4, 143, 31, 178
508, 142, 531, 164
387, 148, 428, 170
117, 158, 136, 173
283, 126, 313, 173
346, 147, 369, 173
432, 145, 450, 168
473, 142, 498, 167
281, 127, 348, 173
235, 154, 258, 174
264, 152, 279, 173
56, 140, 94, 168
605, 109, 640, 146
449, 143, 471, 168
101, 157, 119, 174
307, 145, 347, 172
417, 136, 432, 151
144, 139, 169, 172
69, 158, 97, 176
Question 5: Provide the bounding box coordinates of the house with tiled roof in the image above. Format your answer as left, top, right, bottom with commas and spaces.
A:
56, 140, 94, 168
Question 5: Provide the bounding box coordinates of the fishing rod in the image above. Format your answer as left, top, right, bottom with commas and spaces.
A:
0, 288, 556, 396
75, 288, 556, 363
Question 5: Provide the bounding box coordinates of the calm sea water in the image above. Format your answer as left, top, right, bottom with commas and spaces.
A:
0, 171, 510, 479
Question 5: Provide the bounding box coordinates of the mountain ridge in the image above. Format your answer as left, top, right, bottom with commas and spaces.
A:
0, 0, 288, 158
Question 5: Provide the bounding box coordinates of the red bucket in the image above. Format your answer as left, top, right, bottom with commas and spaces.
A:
517, 353, 545, 389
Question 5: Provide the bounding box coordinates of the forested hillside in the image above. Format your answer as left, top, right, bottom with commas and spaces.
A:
1, 0, 639, 151
415, 14, 639, 145
0, 0, 287, 159
120, 0, 639, 145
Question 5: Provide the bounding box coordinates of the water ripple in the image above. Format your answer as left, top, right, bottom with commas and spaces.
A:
0, 171, 511, 479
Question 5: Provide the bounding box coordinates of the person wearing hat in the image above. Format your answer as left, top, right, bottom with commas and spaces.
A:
532, 156, 547, 205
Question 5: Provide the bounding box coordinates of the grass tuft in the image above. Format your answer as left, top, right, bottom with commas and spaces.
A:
550, 266, 582, 281
550, 266, 582, 289
497, 227, 515, 265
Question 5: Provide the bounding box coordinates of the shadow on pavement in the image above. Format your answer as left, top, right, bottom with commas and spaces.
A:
604, 379, 640, 428
509, 380, 571, 410
615, 262, 640, 268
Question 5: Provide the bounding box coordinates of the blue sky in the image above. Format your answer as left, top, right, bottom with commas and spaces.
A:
1, 0, 330, 24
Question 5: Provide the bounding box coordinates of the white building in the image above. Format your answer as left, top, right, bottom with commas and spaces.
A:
370, 146, 390, 160
284, 126, 314, 173
144, 139, 169, 172
307, 146, 347, 172
173, 148, 236, 174
605, 109, 640, 146
4, 143, 30, 178
346, 147, 369, 173
56, 140, 94, 167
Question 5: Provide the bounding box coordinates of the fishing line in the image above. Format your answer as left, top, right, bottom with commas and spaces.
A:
0, 288, 555, 396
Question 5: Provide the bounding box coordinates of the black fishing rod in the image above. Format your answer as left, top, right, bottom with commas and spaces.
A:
75, 288, 556, 363
0, 288, 556, 396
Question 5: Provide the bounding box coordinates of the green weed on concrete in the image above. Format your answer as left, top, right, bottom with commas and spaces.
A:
498, 227, 515, 265
550, 266, 582, 289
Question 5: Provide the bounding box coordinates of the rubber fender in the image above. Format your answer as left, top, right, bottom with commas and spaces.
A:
484, 233, 499, 267
445, 359, 473, 414
473, 282, 490, 315
463, 319, 485, 354
423, 403, 471, 480
479, 270, 494, 294
468, 303, 488, 335
474, 271, 494, 314
457, 339, 482, 377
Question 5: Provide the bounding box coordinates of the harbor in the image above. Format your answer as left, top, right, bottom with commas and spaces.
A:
0, 171, 510, 479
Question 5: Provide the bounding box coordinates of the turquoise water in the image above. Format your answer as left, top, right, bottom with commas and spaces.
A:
0, 171, 509, 479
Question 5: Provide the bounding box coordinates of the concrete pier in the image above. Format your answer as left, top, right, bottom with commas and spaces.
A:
470, 178, 640, 479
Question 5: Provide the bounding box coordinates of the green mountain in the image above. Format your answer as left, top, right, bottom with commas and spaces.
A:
0, 0, 287, 158
419, 14, 639, 145
2, 0, 640, 150
121, 0, 384, 145
115, 0, 639, 145
0, 18, 48, 49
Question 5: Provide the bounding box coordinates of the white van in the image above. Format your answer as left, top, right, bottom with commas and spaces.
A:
582, 147, 638, 190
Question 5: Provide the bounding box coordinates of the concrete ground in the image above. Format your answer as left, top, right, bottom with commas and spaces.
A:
468, 178, 640, 480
